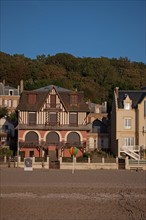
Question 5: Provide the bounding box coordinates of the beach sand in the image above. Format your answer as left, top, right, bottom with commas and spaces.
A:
0, 168, 146, 220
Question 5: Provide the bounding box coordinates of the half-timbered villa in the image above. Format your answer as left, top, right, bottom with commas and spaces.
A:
17, 85, 91, 161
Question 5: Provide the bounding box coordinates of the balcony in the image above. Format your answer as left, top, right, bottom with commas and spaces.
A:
45, 121, 60, 126
44, 103, 61, 111
19, 141, 86, 149
19, 123, 91, 131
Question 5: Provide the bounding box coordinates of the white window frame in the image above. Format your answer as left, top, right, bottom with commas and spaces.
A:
124, 118, 131, 129
125, 102, 131, 110
122, 137, 134, 147
8, 100, 12, 107
89, 137, 94, 149
9, 90, 14, 96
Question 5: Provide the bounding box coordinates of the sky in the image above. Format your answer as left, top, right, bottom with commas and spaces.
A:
0, 0, 146, 63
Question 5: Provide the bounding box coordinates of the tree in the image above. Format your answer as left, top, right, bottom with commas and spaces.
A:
0, 107, 8, 119
7, 111, 18, 126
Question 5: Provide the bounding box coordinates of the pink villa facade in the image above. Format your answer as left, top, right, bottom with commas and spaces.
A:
17, 85, 91, 161
19, 130, 87, 158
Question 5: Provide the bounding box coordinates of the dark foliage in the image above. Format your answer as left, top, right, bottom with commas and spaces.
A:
0, 52, 146, 112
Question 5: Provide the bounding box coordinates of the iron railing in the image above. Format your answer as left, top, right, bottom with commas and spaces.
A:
19, 141, 86, 149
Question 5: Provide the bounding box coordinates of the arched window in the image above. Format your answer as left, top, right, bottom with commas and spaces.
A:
46, 132, 60, 144
67, 132, 80, 145
25, 131, 39, 143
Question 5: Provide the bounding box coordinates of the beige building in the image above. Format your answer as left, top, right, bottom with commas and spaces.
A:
111, 87, 146, 160
0, 80, 23, 113
0, 80, 23, 149
86, 101, 109, 151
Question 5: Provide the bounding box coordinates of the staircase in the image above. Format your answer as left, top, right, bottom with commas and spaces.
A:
122, 146, 140, 160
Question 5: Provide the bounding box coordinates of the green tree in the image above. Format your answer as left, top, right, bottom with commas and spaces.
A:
0, 107, 8, 119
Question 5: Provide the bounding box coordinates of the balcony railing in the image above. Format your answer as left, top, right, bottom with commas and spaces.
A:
19, 123, 91, 131
45, 103, 61, 109
19, 141, 86, 149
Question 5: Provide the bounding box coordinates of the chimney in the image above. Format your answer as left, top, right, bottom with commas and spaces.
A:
115, 87, 119, 98
3, 79, 5, 86
20, 80, 24, 93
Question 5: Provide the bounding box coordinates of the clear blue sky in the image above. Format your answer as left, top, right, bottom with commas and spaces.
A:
1, 0, 146, 63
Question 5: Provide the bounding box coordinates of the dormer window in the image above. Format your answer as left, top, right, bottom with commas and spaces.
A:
28, 94, 37, 105
9, 90, 14, 96
70, 94, 78, 106
123, 95, 132, 110
125, 103, 131, 110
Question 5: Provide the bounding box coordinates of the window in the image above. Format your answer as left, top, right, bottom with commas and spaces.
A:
124, 118, 131, 129
144, 101, 146, 117
67, 132, 80, 144
9, 90, 14, 96
29, 151, 34, 157
4, 125, 9, 131
70, 94, 78, 106
46, 132, 59, 144
89, 137, 94, 148
122, 137, 134, 146
25, 131, 39, 143
28, 112, 36, 125
28, 94, 37, 105
125, 103, 131, 110
13, 100, 17, 107
49, 112, 57, 126
50, 95, 56, 108
8, 100, 12, 107
69, 113, 78, 126
4, 100, 8, 107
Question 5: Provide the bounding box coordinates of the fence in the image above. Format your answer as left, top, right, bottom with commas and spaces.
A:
59, 156, 118, 170
1, 156, 145, 170
125, 157, 146, 170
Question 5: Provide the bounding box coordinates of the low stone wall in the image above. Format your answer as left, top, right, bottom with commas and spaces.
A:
60, 162, 118, 170
125, 157, 146, 170
3, 156, 118, 170
60, 157, 118, 170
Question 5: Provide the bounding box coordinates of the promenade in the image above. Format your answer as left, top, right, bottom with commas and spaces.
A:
0, 168, 146, 220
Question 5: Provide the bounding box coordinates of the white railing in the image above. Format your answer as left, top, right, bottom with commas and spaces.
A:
120, 146, 140, 160
120, 145, 139, 151
140, 145, 146, 150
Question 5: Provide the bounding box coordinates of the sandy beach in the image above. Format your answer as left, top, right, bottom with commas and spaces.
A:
0, 167, 146, 220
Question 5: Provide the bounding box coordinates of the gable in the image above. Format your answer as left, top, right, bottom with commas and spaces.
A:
118, 90, 146, 109
17, 85, 90, 113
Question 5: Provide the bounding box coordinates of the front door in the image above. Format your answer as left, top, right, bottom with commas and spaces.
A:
29, 150, 34, 157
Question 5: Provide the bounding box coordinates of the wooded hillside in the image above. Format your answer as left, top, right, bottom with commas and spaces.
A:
0, 51, 146, 112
